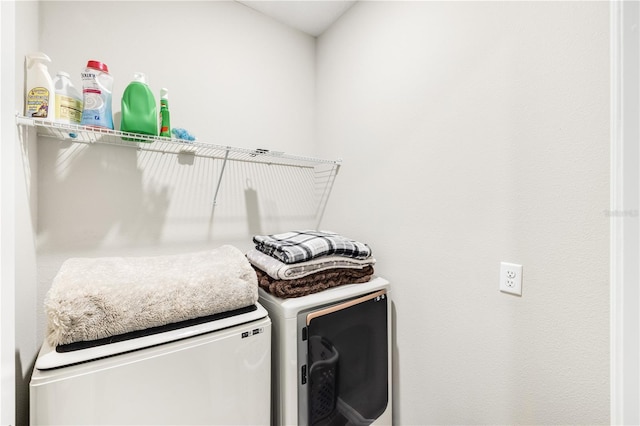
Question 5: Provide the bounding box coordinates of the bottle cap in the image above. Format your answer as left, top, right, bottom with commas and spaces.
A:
86, 60, 109, 73
133, 72, 148, 84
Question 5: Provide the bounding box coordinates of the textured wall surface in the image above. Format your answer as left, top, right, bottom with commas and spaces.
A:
317, 2, 610, 424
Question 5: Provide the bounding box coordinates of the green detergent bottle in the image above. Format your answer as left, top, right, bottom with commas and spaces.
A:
121, 72, 157, 142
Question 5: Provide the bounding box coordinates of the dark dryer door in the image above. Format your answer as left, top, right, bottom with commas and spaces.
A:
304, 290, 388, 426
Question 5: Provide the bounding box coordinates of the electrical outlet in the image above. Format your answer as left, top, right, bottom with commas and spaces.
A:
499, 262, 523, 296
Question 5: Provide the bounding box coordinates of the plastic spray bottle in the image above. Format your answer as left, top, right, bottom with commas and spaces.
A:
159, 88, 171, 137
121, 72, 157, 140
80, 60, 114, 129
53, 71, 83, 124
25, 52, 56, 121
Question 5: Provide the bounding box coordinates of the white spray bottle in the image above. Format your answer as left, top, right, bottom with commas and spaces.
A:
25, 52, 56, 121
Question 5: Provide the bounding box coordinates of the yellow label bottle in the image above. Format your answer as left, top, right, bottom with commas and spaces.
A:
25, 53, 56, 121
54, 71, 83, 124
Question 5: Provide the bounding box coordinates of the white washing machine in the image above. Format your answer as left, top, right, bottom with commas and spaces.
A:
30, 303, 271, 425
259, 277, 392, 426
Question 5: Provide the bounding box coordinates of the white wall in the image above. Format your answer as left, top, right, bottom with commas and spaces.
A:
5, 1, 317, 423
5, 1, 613, 424
2, 1, 40, 424
0, 2, 17, 423
611, 2, 640, 424
317, 2, 609, 424
40, 2, 316, 154
34, 0, 317, 341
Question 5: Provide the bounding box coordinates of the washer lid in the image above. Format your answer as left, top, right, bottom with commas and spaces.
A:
35, 303, 268, 370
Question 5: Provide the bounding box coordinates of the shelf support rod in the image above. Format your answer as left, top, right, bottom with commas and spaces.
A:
212, 149, 230, 206
315, 163, 341, 229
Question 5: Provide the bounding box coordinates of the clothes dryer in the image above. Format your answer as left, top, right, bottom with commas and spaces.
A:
259, 277, 392, 426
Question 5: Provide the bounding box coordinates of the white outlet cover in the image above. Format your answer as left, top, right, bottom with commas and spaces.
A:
500, 262, 523, 296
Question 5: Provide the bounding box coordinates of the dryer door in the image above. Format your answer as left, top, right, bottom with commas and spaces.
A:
300, 290, 388, 426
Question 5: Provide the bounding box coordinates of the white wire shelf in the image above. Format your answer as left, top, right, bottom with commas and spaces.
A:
17, 115, 341, 226
15, 115, 342, 169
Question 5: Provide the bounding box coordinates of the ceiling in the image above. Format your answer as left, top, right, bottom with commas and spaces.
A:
236, 1, 357, 37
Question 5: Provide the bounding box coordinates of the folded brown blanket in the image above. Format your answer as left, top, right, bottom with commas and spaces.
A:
254, 265, 374, 298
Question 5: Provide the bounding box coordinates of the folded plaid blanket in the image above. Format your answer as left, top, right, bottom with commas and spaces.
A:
246, 248, 375, 280
253, 230, 372, 264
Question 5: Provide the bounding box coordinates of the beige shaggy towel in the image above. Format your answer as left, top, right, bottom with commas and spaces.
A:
45, 245, 258, 347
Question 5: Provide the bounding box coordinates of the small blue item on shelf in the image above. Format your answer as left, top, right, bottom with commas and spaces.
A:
171, 127, 195, 142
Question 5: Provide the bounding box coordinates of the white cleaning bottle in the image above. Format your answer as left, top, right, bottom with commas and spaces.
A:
25, 52, 56, 121
80, 60, 114, 129
53, 71, 83, 124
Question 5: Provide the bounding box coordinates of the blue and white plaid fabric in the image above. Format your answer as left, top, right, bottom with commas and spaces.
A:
253, 230, 372, 264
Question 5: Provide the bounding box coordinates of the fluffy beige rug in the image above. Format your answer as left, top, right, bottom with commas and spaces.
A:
45, 245, 258, 347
